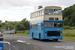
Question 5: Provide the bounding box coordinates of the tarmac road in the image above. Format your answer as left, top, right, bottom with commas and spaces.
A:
4, 35, 75, 50
3, 39, 38, 50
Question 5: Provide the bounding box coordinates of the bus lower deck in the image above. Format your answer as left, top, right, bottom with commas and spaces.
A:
30, 20, 63, 41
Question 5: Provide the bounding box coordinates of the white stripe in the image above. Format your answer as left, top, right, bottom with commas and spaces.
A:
17, 40, 26, 43
26, 43, 30, 44
17, 40, 30, 44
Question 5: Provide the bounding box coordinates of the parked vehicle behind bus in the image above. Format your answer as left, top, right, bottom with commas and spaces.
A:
30, 6, 64, 41
0, 32, 3, 41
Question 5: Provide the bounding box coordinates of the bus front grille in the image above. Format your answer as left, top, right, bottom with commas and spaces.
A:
47, 31, 60, 36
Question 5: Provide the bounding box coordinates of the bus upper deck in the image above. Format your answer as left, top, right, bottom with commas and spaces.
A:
30, 6, 62, 23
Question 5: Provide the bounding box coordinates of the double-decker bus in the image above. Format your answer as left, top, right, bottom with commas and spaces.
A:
30, 6, 64, 41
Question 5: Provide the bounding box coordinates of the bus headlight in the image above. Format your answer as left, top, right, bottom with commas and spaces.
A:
45, 34, 47, 36
61, 34, 62, 36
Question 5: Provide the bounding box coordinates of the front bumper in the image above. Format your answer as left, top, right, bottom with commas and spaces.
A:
44, 36, 63, 39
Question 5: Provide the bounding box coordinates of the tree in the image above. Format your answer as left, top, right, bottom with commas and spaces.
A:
0, 24, 2, 27
2, 23, 5, 25
15, 23, 26, 30
63, 4, 75, 26
0, 20, 2, 23
5, 20, 8, 22
38, 6, 43, 9
69, 12, 75, 26
21, 18, 29, 30
0, 18, 29, 30
5, 24, 9, 30
63, 17, 69, 25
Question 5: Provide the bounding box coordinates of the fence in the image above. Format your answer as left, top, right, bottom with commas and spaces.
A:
4, 30, 16, 34
0, 41, 10, 50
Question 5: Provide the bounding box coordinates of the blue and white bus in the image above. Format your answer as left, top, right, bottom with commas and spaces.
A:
30, 6, 63, 41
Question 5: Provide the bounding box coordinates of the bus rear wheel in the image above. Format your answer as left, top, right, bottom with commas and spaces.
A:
39, 34, 42, 41
32, 33, 34, 39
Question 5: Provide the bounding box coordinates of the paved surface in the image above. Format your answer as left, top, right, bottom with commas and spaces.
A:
4, 39, 38, 50
4, 35, 75, 50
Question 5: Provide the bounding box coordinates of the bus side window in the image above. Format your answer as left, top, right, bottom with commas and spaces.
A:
37, 11, 39, 17
30, 14, 32, 18
35, 12, 37, 17
31, 24, 38, 29
42, 9, 43, 15
39, 10, 41, 16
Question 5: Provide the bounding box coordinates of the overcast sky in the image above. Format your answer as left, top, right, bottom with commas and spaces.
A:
0, 0, 75, 22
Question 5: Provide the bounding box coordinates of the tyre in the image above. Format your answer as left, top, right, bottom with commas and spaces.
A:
32, 33, 34, 39
39, 34, 42, 41
53, 39, 58, 41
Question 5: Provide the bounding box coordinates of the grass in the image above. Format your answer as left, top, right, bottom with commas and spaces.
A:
63, 29, 75, 41
63, 29, 75, 37
63, 37, 75, 41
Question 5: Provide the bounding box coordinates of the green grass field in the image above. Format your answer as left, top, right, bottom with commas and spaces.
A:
63, 29, 75, 41
63, 37, 75, 41
63, 29, 75, 37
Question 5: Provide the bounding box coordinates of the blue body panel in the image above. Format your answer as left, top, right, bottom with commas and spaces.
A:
0, 43, 3, 50
30, 20, 63, 40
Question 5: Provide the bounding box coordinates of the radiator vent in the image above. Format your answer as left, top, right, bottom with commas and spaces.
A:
47, 31, 60, 36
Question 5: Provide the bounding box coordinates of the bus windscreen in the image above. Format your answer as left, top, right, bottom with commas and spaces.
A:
54, 9, 62, 15
44, 22, 62, 28
54, 22, 62, 28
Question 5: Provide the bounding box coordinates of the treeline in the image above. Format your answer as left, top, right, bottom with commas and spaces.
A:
0, 18, 29, 31
63, 4, 75, 26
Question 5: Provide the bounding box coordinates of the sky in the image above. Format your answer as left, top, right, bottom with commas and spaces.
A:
0, 0, 75, 22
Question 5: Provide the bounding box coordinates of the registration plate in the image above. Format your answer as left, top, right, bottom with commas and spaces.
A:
52, 37, 56, 38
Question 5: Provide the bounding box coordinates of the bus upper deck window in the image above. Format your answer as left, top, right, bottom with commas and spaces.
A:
54, 9, 62, 15
45, 9, 53, 15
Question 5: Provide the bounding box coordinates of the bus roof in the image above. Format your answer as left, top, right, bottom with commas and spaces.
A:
31, 6, 62, 14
